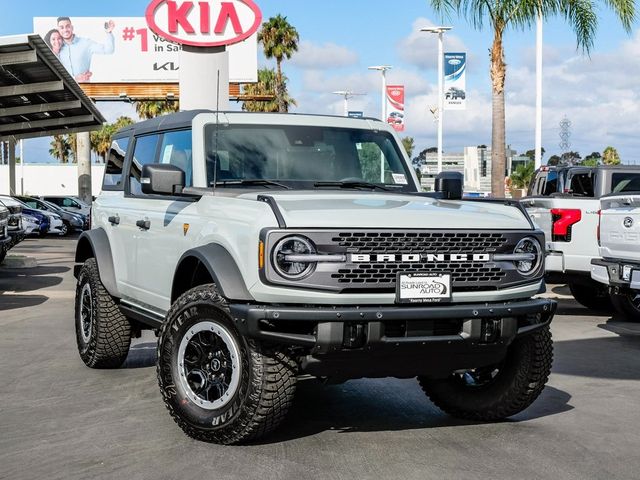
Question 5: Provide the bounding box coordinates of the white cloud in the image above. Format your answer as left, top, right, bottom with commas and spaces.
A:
290, 40, 358, 69
398, 18, 471, 71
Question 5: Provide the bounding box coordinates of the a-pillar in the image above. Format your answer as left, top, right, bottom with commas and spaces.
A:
77, 132, 92, 205
179, 45, 229, 111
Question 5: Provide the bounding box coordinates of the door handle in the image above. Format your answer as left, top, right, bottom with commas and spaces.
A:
108, 215, 120, 225
136, 219, 150, 230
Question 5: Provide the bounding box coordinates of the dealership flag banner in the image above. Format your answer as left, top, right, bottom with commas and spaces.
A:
386, 85, 405, 132
34, 17, 257, 83
444, 53, 466, 110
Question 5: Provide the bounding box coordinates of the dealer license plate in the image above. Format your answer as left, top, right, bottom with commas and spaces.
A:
396, 273, 452, 304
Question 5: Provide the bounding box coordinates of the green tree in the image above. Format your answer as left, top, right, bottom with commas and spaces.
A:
401, 137, 415, 158
430, 0, 635, 196
90, 116, 135, 162
49, 134, 72, 163
242, 67, 296, 112
524, 148, 545, 161
603, 146, 621, 165
581, 151, 601, 166
547, 155, 561, 166
509, 162, 535, 189
134, 100, 179, 120
258, 15, 299, 113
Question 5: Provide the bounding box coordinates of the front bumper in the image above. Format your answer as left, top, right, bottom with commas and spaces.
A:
591, 258, 640, 290
229, 297, 556, 379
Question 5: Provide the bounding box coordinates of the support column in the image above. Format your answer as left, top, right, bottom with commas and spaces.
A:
77, 132, 92, 205
8, 138, 16, 195
179, 45, 229, 111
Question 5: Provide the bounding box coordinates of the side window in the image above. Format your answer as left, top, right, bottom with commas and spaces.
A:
47, 197, 62, 206
63, 198, 76, 207
103, 136, 130, 190
159, 130, 193, 186
129, 135, 160, 195
611, 173, 640, 193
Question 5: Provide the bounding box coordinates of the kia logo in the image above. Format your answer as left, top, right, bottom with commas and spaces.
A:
623, 217, 634, 228
146, 0, 262, 47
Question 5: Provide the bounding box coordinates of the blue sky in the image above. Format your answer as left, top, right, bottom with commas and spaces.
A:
2, 0, 639, 163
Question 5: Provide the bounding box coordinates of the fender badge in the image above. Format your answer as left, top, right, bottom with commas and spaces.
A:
623, 217, 634, 228
183, 223, 190, 236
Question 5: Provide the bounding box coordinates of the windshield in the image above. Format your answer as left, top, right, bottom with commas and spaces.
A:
204, 124, 415, 191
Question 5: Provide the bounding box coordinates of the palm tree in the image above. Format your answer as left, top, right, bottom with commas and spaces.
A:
430, 0, 635, 196
242, 67, 296, 112
258, 15, 299, 113
49, 135, 72, 163
134, 100, 179, 120
90, 116, 135, 162
402, 137, 416, 158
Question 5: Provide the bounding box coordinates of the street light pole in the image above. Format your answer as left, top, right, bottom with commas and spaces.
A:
420, 26, 452, 174
535, 11, 543, 169
368, 65, 393, 182
331, 90, 366, 116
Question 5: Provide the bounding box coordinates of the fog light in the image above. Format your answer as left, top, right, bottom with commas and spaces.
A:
480, 319, 501, 344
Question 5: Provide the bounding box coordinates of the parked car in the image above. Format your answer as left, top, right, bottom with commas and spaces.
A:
21, 213, 42, 236
74, 110, 556, 444
0, 195, 56, 236
16, 196, 86, 235
0, 202, 11, 263
521, 165, 640, 311
42, 196, 91, 216
0, 198, 24, 251
591, 193, 640, 321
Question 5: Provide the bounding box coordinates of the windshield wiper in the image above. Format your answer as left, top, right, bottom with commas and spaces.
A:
314, 181, 393, 191
213, 179, 291, 189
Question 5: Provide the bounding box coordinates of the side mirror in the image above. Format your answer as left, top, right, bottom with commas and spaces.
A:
141, 164, 185, 195
435, 171, 463, 200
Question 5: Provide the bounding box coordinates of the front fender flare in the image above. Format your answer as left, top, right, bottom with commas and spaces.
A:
74, 228, 119, 298
174, 243, 254, 302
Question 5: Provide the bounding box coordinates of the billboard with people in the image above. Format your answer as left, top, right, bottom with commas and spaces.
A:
386, 85, 405, 132
34, 16, 258, 83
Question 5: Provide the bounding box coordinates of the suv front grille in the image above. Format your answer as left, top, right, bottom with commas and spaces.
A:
330, 231, 508, 289
0, 210, 8, 221
331, 232, 507, 253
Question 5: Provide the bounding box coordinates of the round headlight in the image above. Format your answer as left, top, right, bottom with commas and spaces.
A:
272, 235, 316, 279
514, 237, 542, 276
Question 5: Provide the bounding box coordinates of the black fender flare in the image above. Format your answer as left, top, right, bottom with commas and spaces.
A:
74, 228, 119, 298
173, 243, 254, 302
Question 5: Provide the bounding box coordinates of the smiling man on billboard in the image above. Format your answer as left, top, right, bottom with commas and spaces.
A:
56, 16, 116, 82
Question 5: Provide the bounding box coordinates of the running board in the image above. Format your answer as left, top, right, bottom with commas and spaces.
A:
119, 303, 164, 329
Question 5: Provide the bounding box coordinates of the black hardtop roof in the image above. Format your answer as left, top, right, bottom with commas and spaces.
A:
112, 109, 381, 138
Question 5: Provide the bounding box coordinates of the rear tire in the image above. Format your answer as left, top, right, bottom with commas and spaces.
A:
418, 327, 553, 421
74, 258, 131, 368
611, 291, 640, 322
157, 284, 297, 444
568, 281, 613, 311
60, 222, 69, 236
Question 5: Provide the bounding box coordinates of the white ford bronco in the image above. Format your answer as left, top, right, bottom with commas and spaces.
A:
591, 193, 640, 321
74, 110, 556, 444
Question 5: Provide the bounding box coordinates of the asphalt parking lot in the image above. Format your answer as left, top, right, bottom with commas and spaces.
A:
1, 236, 640, 480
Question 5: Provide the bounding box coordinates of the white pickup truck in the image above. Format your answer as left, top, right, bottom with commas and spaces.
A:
522, 165, 640, 310
591, 193, 640, 321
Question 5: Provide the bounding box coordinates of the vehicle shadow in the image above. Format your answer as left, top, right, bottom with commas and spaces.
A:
0, 294, 49, 311
0, 265, 68, 294
552, 325, 640, 380
253, 379, 572, 445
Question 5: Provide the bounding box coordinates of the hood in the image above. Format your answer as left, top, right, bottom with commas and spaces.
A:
240, 191, 532, 230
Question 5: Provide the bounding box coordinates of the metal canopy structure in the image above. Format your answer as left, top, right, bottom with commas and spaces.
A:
0, 34, 105, 141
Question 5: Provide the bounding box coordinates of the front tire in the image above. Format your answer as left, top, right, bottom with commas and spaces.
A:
611, 290, 640, 322
418, 327, 553, 421
568, 281, 612, 311
157, 284, 297, 444
74, 258, 131, 368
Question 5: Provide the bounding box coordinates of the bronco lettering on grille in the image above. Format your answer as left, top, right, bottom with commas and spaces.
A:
349, 253, 491, 263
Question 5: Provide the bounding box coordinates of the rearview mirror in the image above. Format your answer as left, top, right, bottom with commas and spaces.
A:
141, 164, 185, 195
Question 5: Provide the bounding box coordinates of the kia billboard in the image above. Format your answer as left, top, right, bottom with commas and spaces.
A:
34, 15, 258, 83
386, 85, 405, 132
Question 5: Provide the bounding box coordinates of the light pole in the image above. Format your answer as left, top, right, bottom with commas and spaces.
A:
535, 12, 543, 169
420, 26, 451, 174
368, 65, 392, 182
331, 90, 366, 116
